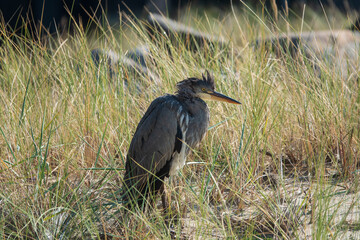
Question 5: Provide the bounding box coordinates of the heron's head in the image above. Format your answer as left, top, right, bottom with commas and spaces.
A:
176, 71, 241, 104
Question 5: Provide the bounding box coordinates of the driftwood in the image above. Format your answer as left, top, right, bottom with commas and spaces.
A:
256, 30, 360, 79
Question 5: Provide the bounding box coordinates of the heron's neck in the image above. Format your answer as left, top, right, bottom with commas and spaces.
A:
175, 93, 207, 110
175, 89, 196, 99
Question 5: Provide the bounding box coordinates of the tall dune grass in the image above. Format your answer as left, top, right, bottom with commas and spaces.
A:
0, 4, 359, 239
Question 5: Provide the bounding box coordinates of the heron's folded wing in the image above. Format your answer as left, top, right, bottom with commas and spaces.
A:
126, 96, 181, 185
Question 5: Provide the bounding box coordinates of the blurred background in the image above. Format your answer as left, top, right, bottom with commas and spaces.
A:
1, 0, 359, 35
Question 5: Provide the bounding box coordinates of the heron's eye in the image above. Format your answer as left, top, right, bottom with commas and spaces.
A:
201, 88, 206, 92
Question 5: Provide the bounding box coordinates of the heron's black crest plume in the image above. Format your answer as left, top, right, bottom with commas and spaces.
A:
202, 70, 214, 86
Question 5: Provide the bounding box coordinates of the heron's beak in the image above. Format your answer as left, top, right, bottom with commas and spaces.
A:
199, 91, 241, 104
209, 91, 241, 104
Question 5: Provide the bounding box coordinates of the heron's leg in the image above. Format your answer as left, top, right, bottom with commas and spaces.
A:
160, 183, 167, 211
159, 181, 173, 228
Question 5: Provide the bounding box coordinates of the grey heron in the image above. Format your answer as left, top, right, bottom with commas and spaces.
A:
122, 71, 240, 210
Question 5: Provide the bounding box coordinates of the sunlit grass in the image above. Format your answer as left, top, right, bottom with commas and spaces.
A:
0, 4, 359, 239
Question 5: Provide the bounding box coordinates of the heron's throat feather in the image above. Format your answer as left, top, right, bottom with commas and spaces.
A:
174, 125, 182, 153
169, 111, 189, 176
169, 130, 187, 176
